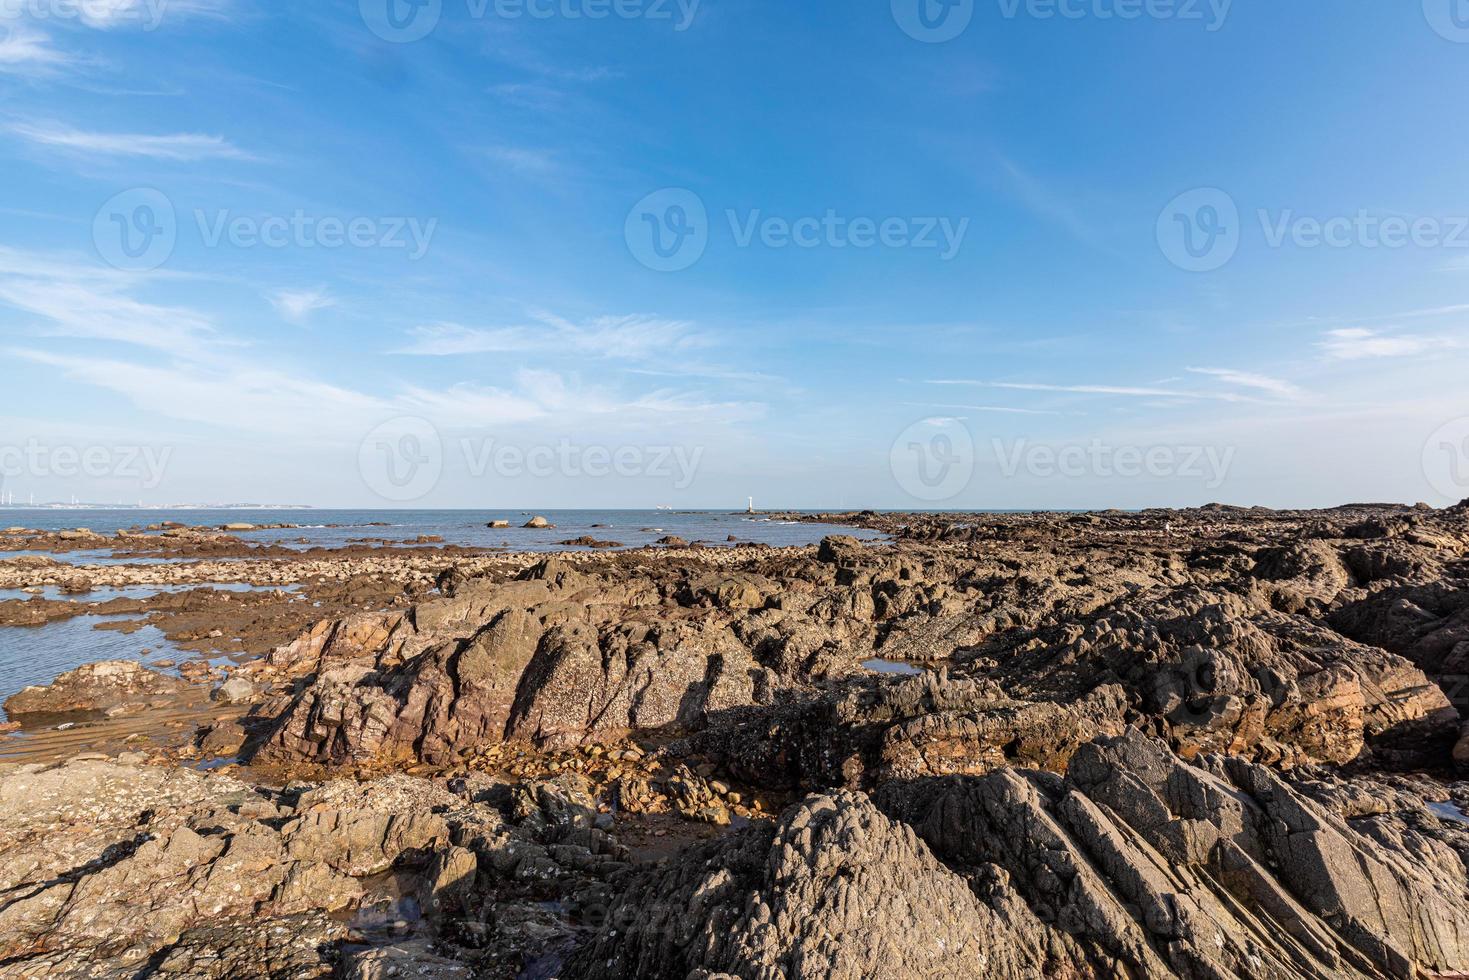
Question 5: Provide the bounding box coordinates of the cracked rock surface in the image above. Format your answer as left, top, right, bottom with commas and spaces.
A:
5, 504, 1469, 977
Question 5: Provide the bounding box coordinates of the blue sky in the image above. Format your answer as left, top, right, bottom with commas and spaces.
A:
2, 0, 1468, 509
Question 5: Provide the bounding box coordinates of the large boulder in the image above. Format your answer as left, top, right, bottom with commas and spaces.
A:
3, 660, 188, 718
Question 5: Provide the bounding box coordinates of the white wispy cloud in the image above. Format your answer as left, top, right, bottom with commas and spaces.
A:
908, 402, 1065, 416
925, 379, 1257, 403
7, 0, 235, 30
8, 348, 763, 437
1318, 327, 1465, 360
8, 348, 407, 439
994, 154, 1109, 253
9, 122, 251, 161
0, 24, 65, 73
480, 145, 562, 176
0, 247, 216, 352
1, 250, 762, 442
1185, 367, 1306, 401
270, 288, 335, 324
394, 313, 711, 361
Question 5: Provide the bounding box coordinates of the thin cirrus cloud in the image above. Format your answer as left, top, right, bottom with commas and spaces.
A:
6, 0, 234, 30
924, 379, 1259, 403
270, 288, 336, 324
908, 402, 1065, 416
0, 24, 65, 73
393, 313, 711, 361
1184, 367, 1307, 401
0, 247, 217, 353
7, 348, 764, 437
480, 145, 563, 177
0, 1, 234, 75
8, 122, 252, 161
0, 250, 760, 438
74, 0, 235, 28
1318, 328, 1465, 360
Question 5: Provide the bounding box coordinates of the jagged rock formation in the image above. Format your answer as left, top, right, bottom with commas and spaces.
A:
0, 757, 623, 978
567, 730, 1469, 979
245, 508, 1466, 779
6, 506, 1469, 978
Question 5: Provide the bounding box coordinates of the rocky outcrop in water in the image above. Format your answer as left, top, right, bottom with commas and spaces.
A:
3, 660, 189, 719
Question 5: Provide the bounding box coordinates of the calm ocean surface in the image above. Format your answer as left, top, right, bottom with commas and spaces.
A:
0, 509, 884, 553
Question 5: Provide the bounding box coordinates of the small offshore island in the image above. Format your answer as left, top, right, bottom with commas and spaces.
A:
1, 501, 1469, 978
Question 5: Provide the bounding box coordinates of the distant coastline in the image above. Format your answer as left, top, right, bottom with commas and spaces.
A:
0, 504, 315, 511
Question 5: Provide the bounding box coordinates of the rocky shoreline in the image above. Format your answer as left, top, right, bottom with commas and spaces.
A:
2, 502, 1469, 977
